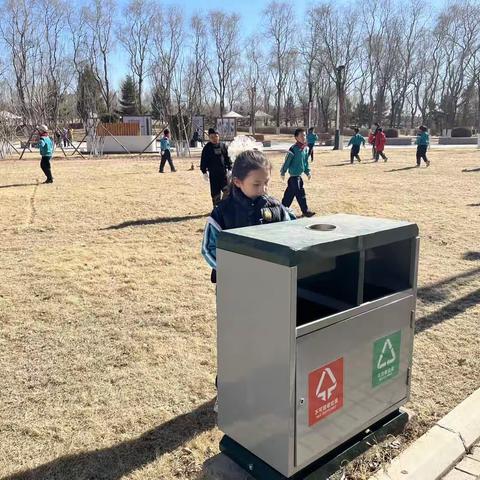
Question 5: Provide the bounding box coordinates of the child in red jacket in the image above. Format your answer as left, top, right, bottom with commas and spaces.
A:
374, 128, 388, 162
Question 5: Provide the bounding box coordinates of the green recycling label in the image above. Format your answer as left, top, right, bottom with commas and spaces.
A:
372, 330, 401, 387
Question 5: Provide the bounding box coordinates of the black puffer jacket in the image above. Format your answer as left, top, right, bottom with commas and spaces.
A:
211, 186, 291, 229
209, 187, 292, 282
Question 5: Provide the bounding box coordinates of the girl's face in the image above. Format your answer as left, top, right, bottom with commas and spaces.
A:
233, 168, 271, 200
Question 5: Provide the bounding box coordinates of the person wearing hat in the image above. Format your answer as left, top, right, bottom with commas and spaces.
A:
200, 127, 232, 206
37, 125, 54, 183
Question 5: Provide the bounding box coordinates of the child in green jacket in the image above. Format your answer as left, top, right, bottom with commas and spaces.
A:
416, 125, 430, 167
37, 125, 54, 183
280, 128, 315, 217
306, 127, 318, 162
348, 128, 366, 164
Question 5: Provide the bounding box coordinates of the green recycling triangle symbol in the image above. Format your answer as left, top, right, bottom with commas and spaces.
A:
377, 338, 396, 369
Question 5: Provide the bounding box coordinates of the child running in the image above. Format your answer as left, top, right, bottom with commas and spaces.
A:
416, 125, 430, 167
280, 128, 316, 217
348, 128, 365, 164
201, 149, 294, 412
373, 127, 388, 162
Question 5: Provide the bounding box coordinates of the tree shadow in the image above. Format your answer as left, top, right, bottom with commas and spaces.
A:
463, 251, 480, 261
462, 167, 480, 172
415, 263, 480, 333
324, 162, 349, 167
417, 265, 480, 304
385, 166, 418, 172
415, 287, 480, 334
0, 182, 39, 189
102, 213, 208, 230
2, 399, 216, 480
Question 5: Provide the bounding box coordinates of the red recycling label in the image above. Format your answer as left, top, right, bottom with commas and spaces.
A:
308, 357, 344, 426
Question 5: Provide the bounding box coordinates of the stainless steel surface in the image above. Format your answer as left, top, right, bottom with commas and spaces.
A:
216, 222, 419, 478
295, 295, 414, 468
217, 249, 297, 476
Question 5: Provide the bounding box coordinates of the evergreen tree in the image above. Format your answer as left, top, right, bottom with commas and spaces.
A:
119, 76, 139, 115
76, 65, 105, 124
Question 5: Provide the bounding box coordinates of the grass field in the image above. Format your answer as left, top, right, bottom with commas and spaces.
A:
0, 146, 479, 480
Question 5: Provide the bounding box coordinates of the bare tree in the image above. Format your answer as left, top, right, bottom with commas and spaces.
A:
117, 0, 154, 112
0, 0, 41, 123
185, 16, 208, 115
263, 2, 296, 130
242, 34, 264, 133
151, 7, 183, 123
205, 11, 240, 117
312, 2, 360, 129
83, 0, 116, 114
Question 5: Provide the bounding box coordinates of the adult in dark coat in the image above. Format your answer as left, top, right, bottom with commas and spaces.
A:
200, 127, 232, 206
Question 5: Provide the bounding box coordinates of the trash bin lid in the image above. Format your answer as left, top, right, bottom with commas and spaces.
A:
217, 213, 418, 267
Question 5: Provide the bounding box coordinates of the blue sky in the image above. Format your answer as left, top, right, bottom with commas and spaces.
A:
110, 0, 449, 89
110, 0, 314, 88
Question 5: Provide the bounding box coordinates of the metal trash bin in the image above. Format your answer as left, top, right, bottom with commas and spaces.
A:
216, 214, 419, 478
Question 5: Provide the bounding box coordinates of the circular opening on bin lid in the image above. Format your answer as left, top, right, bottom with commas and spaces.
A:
306, 223, 336, 231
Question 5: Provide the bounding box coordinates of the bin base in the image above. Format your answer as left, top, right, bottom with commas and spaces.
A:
219, 409, 409, 480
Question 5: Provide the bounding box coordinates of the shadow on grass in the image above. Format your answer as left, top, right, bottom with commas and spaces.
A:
103, 213, 208, 230
2, 399, 216, 480
415, 287, 480, 334
463, 251, 480, 261
462, 167, 480, 173
385, 166, 418, 172
415, 263, 480, 333
0, 182, 39, 189
324, 162, 350, 167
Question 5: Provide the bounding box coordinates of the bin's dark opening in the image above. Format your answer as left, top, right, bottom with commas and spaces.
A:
307, 223, 336, 231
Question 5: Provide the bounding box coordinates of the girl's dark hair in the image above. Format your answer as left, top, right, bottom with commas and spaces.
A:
164, 128, 169, 135
308, 127, 314, 132
294, 128, 305, 137
232, 150, 272, 181
419, 125, 428, 132
354, 127, 359, 133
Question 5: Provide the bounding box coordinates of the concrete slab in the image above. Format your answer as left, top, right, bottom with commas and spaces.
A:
372, 425, 465, 480
437, 389, 480, 447
442, 468, 476, 479
470, 445, 480, 462
203, 453, 254, 480
455, 457, 480, 476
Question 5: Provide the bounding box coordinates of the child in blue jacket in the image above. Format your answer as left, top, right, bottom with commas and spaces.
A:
416, 126, 430, 167
348, 128, 366, 163
159, 129, 176, 173
37, 125, 54, 183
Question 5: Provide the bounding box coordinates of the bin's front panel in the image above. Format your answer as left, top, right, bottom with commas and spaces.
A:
295, 295, 414, 468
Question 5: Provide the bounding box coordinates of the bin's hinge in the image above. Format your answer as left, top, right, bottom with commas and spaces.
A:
406, 367, 411, 386
410, 311, 415, 329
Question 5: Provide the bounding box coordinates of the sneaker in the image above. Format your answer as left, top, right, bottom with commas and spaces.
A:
416, 164, 420, 168
358, 158, 361, 162
426, 160, 430, 167
303, 211, 316, 218
384, 157, 388, 162
44, 179, 53, 184
213, 398, 218, 413
159, 170, 164, 173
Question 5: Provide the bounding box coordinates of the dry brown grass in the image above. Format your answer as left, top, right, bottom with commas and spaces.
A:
0, 147, 479, 480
